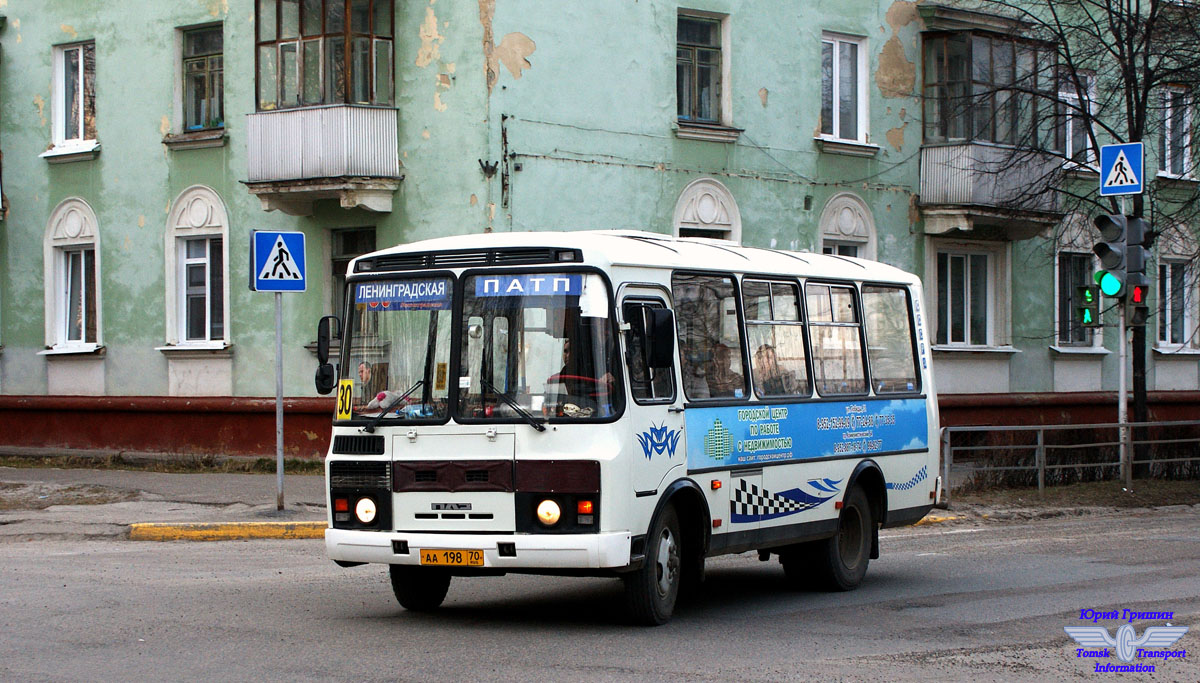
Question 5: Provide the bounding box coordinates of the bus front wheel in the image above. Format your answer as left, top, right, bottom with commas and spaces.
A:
389, 565, 451, 611
781, 486, 872, 591
624, 504, 681, 625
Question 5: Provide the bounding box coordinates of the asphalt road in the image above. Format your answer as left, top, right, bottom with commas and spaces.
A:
1, 507, 1197, 681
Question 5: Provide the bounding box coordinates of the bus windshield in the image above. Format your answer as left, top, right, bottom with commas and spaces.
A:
458, 272, 621, 421
341, 276, 454, 421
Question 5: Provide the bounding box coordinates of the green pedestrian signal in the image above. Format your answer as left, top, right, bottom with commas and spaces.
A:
1076, 284, 1101, 328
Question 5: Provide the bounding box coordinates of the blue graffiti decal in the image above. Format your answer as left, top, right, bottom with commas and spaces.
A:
637, 423, 681, 460
886, 465, 928, 491
730, 478, 841, 523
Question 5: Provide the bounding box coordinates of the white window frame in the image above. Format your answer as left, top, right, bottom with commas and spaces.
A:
162, 185, 230, 349
1156, 259, 1197, 349
50, 41, 97, 149
177, 237, 224, 343
926, 238, 1011, 350
1059, 72, 1096, 168
1159, 85, 1193, 179
41, 198, 103, 354
820, 32, 869, 144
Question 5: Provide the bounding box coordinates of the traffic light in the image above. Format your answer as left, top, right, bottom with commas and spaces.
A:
1125, 280, 1150, 326
1093, 214, 1128, 297
1075, 285, 1101, 328
1123, 217, 1151, 325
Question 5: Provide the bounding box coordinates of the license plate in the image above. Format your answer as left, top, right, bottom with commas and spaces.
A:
419, 548, 484, 567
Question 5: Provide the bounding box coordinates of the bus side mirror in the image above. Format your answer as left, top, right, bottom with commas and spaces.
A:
316, 315, 340, 365
647, 308, 675, 369
315, 315, 341, 395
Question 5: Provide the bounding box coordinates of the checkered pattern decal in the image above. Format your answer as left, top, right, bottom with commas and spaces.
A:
730, 478, 841, 523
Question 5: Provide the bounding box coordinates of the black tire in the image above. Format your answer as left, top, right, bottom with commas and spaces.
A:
624, 505, 682, 625
811, 486, 873, 591
389, 565, 451, 612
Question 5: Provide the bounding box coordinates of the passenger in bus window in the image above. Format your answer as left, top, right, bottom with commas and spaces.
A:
706, 343, 743, 398
753, 344, 798, 396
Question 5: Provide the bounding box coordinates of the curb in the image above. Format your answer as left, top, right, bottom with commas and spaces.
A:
129, 521, 326, 541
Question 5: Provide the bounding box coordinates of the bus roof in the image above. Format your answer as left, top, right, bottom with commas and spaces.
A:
352, 230, 919, 285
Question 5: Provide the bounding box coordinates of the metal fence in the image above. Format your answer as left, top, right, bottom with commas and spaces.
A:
939, 419, 1200, 506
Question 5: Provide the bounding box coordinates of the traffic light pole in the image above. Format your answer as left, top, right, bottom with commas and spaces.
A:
1117, 196, 1130, 489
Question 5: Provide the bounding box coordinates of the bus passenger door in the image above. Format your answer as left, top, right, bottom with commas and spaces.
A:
620, 295, 685, 496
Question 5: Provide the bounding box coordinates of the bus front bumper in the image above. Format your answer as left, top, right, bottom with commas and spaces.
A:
325, 528, 634, 570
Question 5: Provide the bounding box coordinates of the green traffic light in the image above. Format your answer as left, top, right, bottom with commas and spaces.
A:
1082, 309, 1093, 324
1097, 270, 1123, 297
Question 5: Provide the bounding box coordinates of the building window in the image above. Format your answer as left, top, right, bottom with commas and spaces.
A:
164, 186, 230, 347
936, 250, 990, 346
331, 227, 375, 341
1158, 260, 1191, 345
673, 178, 741, 242
821, 33, 867, 142
256, 0, 394, 110
1159, 86, 1191, 177
180, 238, 224, 342
59, 247, 97, 345
1057, 251, 1094, 345
183, 26, 224, 130
923, 32, 1057, 147
677, 14, 721, 124
43, 198, 102, 351
822, 243, 859, 257
53, 42, 97, 145
1058, 73, 1095, 166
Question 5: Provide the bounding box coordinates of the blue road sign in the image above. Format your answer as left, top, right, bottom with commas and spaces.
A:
1099, 143, 1144, 197
252, 231, 306, 292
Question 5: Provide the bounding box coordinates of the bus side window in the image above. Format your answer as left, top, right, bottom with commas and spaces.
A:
671, 272, 747, 400
805, 282, 867, 396
744, 280, 811, 398
622, 302, 676, 403
861, 285, 921, 393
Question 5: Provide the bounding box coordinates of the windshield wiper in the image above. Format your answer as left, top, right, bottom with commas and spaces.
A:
479, 378, 546, 432
361, 380, 425, 434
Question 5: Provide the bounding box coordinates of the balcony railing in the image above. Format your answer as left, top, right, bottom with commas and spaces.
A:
920, 142, 1060, 214
245, 104, 401, 215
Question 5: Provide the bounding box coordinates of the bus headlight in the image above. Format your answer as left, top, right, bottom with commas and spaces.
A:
536, 499, 561, 526
354, 497, 378, 524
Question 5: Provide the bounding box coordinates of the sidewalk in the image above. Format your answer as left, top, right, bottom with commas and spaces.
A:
0, 464, 327, 542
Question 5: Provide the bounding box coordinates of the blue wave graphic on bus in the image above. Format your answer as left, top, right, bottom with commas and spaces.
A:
730, 478, 841, 523
636, 423, 681, 460
885, 465, 928, 491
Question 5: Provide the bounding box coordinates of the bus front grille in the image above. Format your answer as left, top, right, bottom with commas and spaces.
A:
330, 461, 391, 490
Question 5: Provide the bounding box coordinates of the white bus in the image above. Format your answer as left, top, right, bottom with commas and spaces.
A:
314, 230, 940, 625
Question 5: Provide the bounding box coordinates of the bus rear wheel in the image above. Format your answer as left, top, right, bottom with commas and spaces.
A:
389, 565, 451, 611
780, 486, 872, 591
624, 504, 681, 625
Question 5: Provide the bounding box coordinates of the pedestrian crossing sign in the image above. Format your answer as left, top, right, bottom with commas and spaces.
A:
252, 231, 307, 292
1099, 142, 1143, 197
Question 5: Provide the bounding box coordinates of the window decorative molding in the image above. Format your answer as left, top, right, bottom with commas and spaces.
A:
818, 192, 876, 260
163, 185, 230, 347
42, 197, 102, 351
673, 178, 741, 243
